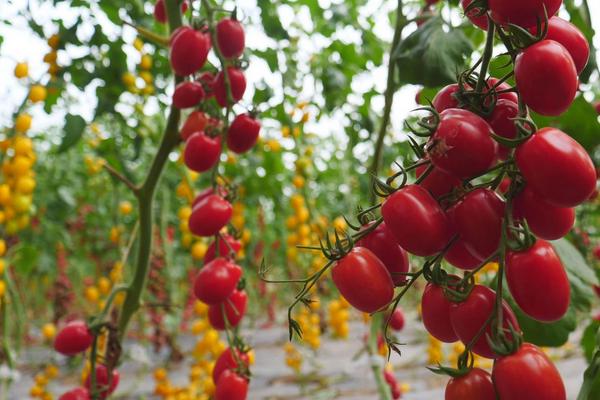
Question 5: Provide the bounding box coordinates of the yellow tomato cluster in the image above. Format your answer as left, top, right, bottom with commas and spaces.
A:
29, 364, 59, 400
122, 38, 155, 96
44, 34, 60, 77
327, 297, 350, 339
83, 262, 123, 311
284, 342, 303, 373
446, 341, 492, 370
427, 334, 444, 365
285, 194, 323, 263
0, 244, 5, 301
84, 155, 105, 175
295, 304, 321, 350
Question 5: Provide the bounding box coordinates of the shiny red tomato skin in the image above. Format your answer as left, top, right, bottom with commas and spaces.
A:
515, 127, 597, 207
486, 78, 519, 104
180, 111, 208, 141
506, 240, 570, 322
488, 0, 561, 28
216, 18, 245, 59
486, 99, 519, 159
421, 282, 459, 343
213, 348, 250, 384
432, 84, 461, 112
332, 247, 394, 313
416, 163, 462, 199
214, 67, 246, 107
543, 17, 590, 74
227, 114, 261, 154
215, 370, 249, 400
172, 81, 205, 109
188, 194, 232, 237
444, 238, 484, 270
461, 0, 488, 30
154, 0, 188, 23
449, 189, 505, 260
204, 234, 242, 264
445, 368, 496, 400
356, 222, 410, 286
388, 308, 405, 331
493, 343, 566, 400
513, 186, 575, 240
208, 289, 248, 330
194, 258, 243, 305
59, 388, 90, 400
450, 285, 520, 359
84, 365, 119, 399
184, 132, 221, 173
515, 40, 578, 116
429, 109, 498, 179
169, 27, 210, 76
382, 185, 452, 257
54, 320, 94, 356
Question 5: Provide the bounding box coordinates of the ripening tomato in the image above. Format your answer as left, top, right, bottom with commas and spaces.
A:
213, 347, 250, 384
432, 84, 461, 112
332, 247, 394, 313
59, 388, 90, 400
388, 308, 405, 331
194, 258, 242, 305
493, 343, 566, 400
382, 185, 452, 257
154, 0, 188, 23
450, 285, 520, 359
215, 370, 249, 400
208, 289, 248, 330
383, 368, 402, 399
444, 238, 484, 271
429, 109, 498, 179
515, 40, 578, 116
449, 189, 505, 260
486, 99, 519, 159
445, 368, 496, 400
227, 114, 261, 154
488, 0, 561, 28
180, 111, 208, 141
415, 162, 462, 199
461, 0, 488, 30
172, 81, 205, 109
356, 221, 410, 286
204, 234, 242, 264
169, 27, 210, 76
421, 281, 459, 343
54, 320, 94, 356
536, 17, 590, 74
216, 18, 245, 59
188, 194, 232, 237
214, 67, 246, 107
513, 185, 575, 240
84, 365, 119, 400
506, 240, 570, 322
515, 127, 597, 207
184, 132, 221, 173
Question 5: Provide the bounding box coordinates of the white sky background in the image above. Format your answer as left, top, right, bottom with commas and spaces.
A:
0, 0, 599, 152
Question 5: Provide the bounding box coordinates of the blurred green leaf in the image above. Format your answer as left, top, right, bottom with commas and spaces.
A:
57, 114, 86, 152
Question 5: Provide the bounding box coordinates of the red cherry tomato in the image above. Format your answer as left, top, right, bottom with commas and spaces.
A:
461, 0, 488, 30
515, 127, 596, 207
498, 177, 511, 194
204, 234, 242, 264
506, 240, 570, 322
59, 388, 90, 400
486, 78, 519, 104
416, 162, 462, 199
432, 84, 461, 112
213, 67, 246, 107
493, 343, 566, 400
180, 111, 208, 141
184, 132, 221, 173
594, 245, 600, 261
213, 347, 250, 384
429, 109, 498, 179
421, 281, 459, 343
53, 320, 94, 356
445, 368, 496, 400
388, 308, 405, 331
450, 285, 520, 359
84, 365, 119, 400
513, 185, 575, 240
169, 27, 210, 76
188, 194, 232, 237
356, 221, 410, 286
536, 17, 590, 74
486, 99, 519, 159
444, 238, 484, 270
383, 368, 402, 399
332, 247, 394, 313
208, 289, 248, 330
194, 258, 243, 305
515, 40, 578, 116
154, 0, 188, 23
215, 369, 249, 400
199, 72, 215, 98
227, 113, 261, 154
216, 18, 245, 59
488, 0, 561, 28
595, 101, 600, 115
449, 188, 505, 260
382, 185, 452, 257
172, 81, 205, 109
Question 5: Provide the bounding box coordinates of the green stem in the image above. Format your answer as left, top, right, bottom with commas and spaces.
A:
368, 314, 392, 400
475, 17, 496, 93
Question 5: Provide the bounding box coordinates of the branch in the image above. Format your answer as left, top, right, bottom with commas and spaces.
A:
103, 162, 138, 194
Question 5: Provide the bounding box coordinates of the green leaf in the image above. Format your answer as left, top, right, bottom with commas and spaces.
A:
57, 114, 86, 153
392, 17, 473, 86
513, 302, 576, 347
257, 0, 289, 40
582, 320, 600, 362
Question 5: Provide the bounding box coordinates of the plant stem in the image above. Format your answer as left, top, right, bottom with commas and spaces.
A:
368, 313, 392, 400
475, 17, 496, 93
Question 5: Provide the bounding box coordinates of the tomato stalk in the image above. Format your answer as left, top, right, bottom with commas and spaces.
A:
475, 18, 496, 93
